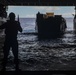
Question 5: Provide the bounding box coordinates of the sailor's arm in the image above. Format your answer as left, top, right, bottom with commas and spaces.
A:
17, 21, 23, 32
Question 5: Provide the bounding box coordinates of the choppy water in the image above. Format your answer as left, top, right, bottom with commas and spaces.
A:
1, 18, 76, 71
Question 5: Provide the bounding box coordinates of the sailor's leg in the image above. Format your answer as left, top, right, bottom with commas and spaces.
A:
12, 40, 19, 70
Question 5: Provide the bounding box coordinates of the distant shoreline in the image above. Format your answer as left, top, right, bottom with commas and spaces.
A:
16, 17, 74, 19
16, 17, 36, 19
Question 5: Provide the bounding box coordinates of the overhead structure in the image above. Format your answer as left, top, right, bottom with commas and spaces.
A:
0, 0, 76, 6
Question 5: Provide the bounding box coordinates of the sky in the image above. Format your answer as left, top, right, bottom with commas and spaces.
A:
7, 6, 75, 18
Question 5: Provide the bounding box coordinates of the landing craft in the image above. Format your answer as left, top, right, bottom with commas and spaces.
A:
36, 12, 67, 39
74, 6, 76, 32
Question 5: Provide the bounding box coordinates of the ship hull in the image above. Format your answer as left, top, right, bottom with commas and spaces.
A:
0, 4, 7, 33
0, 17, 6, 32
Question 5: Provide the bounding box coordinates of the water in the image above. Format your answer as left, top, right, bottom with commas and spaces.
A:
1, 18, 76, 71
19, 18, 36, 33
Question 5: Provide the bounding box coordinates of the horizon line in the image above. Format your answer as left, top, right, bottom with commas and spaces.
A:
17, 17, 74, 18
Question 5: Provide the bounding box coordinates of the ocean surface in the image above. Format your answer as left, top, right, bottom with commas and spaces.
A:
1, 18, 76, 71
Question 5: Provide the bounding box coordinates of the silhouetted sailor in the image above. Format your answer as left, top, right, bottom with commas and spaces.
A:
0, 12, 22, 71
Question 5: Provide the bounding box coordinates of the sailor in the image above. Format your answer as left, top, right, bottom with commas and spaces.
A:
0, 12, 22, 71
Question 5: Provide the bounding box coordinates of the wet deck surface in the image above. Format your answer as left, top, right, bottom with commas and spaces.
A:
0, 31, 76, 71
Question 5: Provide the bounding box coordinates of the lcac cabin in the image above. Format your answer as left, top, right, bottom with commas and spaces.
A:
35, 12, 67, 39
